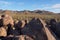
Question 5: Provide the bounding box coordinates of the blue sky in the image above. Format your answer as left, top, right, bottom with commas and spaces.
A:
0, 0, 60, 13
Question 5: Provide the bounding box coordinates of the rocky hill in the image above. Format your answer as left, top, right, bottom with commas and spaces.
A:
0, 9, 57, 15
0, 14, 59, 40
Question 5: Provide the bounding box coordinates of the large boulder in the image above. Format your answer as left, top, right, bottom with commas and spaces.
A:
49, 19, 59, 37
7, 23, 20, 36
14, 20, 26, 29
14, 20, 22, 29
0, 14, 15, 30
50, 19, 60, 38
21, 20, 26, 28
1, 14, 14, 26
0, 27, 7, 37
55, 23, 60, 38
40, 19, 56, 40
14, 20, 22, 35
22, 18, 48, 40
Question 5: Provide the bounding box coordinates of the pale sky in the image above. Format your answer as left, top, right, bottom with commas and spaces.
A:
0, 0, 60, 13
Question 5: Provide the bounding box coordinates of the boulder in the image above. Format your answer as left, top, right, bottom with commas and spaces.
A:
22, 18, 48, 40
50, 19, 60, 38
1, 14, 14, 26
0, 35, 34, 40
21, 20, 26, 28
0, 27, 7, 37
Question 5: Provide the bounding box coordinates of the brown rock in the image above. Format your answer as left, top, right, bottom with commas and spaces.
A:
1, 14, 14, 26
21, 20, 26, 28
0, 27, 7, 37
19, 35, 34, 40
40, 19, 56, 40
1, 35, 34, 40
0, 14, 15, 30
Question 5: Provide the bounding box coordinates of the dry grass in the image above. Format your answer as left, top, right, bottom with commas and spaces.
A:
0, 13, 60, 22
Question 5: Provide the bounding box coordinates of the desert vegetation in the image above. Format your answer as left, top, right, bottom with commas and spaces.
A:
0, 10, 60, 40
0, 10, 60, 22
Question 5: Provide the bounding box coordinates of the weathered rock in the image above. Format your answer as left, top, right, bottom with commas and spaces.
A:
7, 23, 20, 36
0, 14, 15, 30
0, 35, 34, 40
1, 14, 14, 26
19, 35, 34, 40
14, 20, 28, 35
14, 20, 26, 29
40, 19, 56, 40
55, 23, 60, 38
14, 20, 22, 28
14, 20, 22, 35
22, 18, 48, 40
0, 27, 7, 37
50, 19, 60, 38
0, 15, 1, 19
21, 20, 26, 28
0, 19, 3, 27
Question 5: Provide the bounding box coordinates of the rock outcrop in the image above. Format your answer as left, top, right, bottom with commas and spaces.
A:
0, 27, 7, 37
0, 15, 59, 40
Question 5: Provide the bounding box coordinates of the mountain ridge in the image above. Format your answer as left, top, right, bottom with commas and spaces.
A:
0, 9, 59, 14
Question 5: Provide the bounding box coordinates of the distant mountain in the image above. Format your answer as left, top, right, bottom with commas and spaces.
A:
0, 9, 58, 14
32, 10, 54, 14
